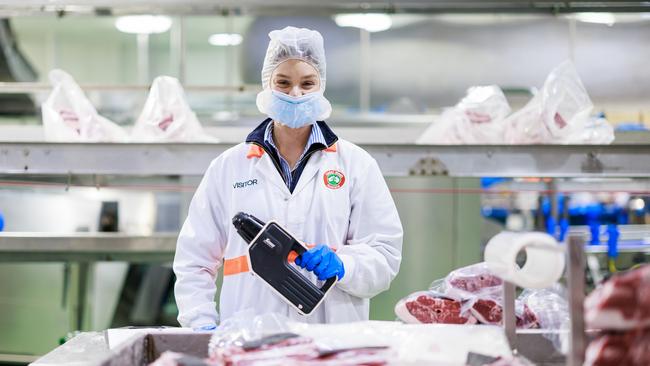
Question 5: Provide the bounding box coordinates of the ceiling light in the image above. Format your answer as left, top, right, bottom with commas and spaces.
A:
115, 15, 173, 34
334, 13, 392, 32
208, 33, 243, 46
575, 12, 616, 26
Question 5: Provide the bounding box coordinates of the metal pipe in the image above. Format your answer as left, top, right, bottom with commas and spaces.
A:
502, 281, 517, 350
567, 234, 587, 366
0, 82, 260, 93
359, 28, 370, 113
137, 33, 150, 85
568, 15, 577, 62
179, 17, 186, 84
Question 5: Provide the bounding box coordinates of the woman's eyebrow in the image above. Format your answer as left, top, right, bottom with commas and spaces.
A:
274, 73, 291, 79
301, 74, 318, 80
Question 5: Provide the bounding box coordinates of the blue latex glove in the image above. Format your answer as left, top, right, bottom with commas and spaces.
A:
194, 324, 216, 331
295, 244, 345, 281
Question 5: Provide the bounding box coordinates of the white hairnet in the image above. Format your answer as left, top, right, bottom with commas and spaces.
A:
260, 26, 327, 90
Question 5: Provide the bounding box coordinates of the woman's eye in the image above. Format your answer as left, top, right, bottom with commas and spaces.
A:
276, 80, 290, 86
302, 82, 315, 88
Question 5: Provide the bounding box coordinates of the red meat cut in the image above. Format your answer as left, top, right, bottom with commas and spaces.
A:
585, 328, 650, 366
395, 293, 477, 324
585, 264, 650, 330
446, 265, 503, 293
470, 299, 538, 329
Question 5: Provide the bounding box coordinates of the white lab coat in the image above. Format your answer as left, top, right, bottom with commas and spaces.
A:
173, 138, 403, 328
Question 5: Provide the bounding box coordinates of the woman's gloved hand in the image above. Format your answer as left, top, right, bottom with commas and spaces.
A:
295, 244, 345, 281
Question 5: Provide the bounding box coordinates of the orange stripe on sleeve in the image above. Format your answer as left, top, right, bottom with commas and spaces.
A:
223, 255, 249, 276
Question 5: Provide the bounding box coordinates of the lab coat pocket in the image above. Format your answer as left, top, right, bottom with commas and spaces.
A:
319, 177, 351, 244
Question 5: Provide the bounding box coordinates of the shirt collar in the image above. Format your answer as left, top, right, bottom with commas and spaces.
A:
263, 122, 326, 156
246, 118, 338, 149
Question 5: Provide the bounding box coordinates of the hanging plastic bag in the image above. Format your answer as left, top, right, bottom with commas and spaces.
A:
131, 76, 217, 142
417, 85, 510, 144
520, 287, 570, 353
504, 60, 612, 144
452, 85, 511, 144
566, 114, 615, 144
539, 61, 593, 142
416, 108, 461, 144
41, 69, 127, 142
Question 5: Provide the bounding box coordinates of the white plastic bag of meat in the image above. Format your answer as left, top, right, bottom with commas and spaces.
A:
504, 60, 611, 144
443, 262, 504, 299
468, 296, 538, 329
520, 287, 569, 331
417, 85, 510, 144
42, 69, 128, 142
416, 108, 463, 144
131, 76, 216, 142
451, 85, 511, 144
585, 264, 650, 331
566, 115, 615, 144
207, 311, 392, 365
434, 262, 537, 328
520, 287, 570, 352
394, 291, 477, 325
208, 310, 293, 355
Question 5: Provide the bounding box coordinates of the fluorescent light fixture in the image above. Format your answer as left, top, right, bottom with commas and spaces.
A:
334, 13, 392, 32
575, 12, 616, 26
208, 33, 243, 46
115, 15, 172, 34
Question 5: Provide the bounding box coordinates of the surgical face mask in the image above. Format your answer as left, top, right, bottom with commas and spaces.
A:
256, 88, 332, 128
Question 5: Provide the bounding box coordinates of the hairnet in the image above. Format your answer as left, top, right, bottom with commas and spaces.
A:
260, 26, 327, 91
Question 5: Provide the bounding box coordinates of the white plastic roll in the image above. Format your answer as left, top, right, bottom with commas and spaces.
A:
484, 231, 565, 289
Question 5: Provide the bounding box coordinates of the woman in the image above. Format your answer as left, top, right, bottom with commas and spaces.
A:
173, 26, 403, 329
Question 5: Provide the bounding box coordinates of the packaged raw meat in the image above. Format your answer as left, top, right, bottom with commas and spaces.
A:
207, 312, 391, 365
395, 263, 541, 328
41, 69, 127, 142
215, 334, 318, 365
394, 291, 477, 325
520, 287, 570, 352
417, 85, 510, 145
469, 298, 538, 329
503, 60, 613, 144
451, 85, 511, 144
443, 262, 503, 299
585, 264, 650, 330
210, 331, 391, 365
584, 328, 650, 366
132, 76, 216, 142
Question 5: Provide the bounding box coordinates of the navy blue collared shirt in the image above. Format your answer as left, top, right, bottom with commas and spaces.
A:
246, 118, 338, 193
263, 122, 327, 190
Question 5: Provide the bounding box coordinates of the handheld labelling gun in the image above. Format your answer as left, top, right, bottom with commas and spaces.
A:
232, 212, 337, 315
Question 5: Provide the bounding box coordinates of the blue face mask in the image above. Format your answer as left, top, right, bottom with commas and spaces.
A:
267, 90, 327, 129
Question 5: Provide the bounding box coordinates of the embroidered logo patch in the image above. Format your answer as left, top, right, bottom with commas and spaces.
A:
323, 170, 345, 189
